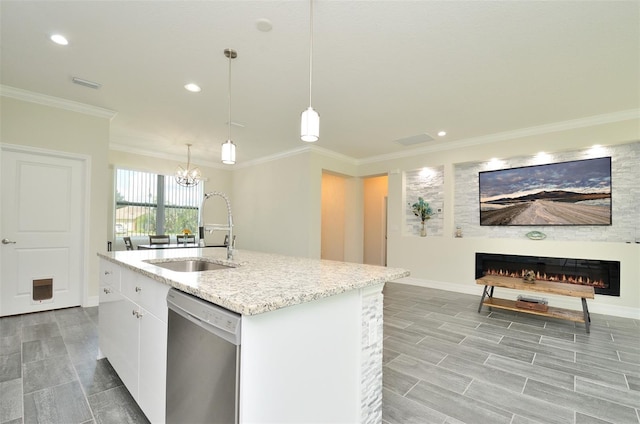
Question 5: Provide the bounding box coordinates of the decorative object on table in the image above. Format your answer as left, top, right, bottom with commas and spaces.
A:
526, 230, 546, 240
455, 226, 463, 238
412, 197, 433, 237
515, 295, 548, 312
522, 269, 536, 283
175, 143, 201, 187
181, 229, 191, 245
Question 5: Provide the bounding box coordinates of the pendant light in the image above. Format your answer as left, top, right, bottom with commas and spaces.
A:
300, 0, 319, 142
221, 48, 237, 164
175, 143, 201, 187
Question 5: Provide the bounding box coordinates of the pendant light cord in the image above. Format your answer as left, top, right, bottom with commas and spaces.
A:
308, 0, 314, 108
228, 51, 232, 141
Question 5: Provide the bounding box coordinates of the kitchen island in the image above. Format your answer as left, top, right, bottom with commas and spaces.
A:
97, 247, 409, 423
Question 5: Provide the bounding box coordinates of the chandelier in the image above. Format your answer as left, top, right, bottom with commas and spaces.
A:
175, 143, 201, 187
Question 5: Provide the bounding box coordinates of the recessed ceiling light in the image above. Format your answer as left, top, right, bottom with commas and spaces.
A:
184, 83, 201, 93
50, 34, 69, 45
437, 131, 447, 137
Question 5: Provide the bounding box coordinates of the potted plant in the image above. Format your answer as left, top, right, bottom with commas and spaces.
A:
412, 197, 433, 237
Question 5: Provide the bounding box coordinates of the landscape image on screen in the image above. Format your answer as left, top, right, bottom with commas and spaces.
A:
479, 157, 612, 226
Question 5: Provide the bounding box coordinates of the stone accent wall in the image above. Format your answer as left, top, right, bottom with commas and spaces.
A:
360, 287, 384, 424
404, 166, 444, 236
454, 142, 640, 242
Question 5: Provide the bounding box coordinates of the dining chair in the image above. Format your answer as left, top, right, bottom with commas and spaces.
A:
176, 234, 196, 243
123, 236, 134, 251
149, 235, 170, 245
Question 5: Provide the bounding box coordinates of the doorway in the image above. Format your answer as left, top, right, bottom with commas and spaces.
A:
321, 172, 347, 261
1, 145, 86, 316
363, 175, 388, 266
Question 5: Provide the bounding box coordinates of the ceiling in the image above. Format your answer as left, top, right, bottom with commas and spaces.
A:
1, 1, 638, 166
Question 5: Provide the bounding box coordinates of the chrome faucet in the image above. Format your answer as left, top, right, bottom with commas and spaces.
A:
198, 191, 234, 260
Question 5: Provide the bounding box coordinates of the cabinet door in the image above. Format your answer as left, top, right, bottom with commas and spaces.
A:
98, 282, 120, 360
138, 309, 167, 424
107, 296, 140, 399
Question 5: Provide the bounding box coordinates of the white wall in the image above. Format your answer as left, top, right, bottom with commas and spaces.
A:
1, 96, 111, 304
231, 149, 362, 261
232, 152, 315, 257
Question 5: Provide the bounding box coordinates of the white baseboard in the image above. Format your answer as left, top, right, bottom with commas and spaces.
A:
394, 277, 640, 320
84, 295, 99, 308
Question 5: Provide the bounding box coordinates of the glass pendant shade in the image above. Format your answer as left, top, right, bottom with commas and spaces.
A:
175, 144, 201, 187
300, 106, 320, 142
221, 140, 236, 165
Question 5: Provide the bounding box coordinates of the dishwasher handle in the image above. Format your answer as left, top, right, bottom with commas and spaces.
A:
167, 289, 241, 346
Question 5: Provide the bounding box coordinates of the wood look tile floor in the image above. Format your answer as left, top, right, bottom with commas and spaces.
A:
0, 307, 149, 424
382, 282, 640, 424
1, 283, 638, 424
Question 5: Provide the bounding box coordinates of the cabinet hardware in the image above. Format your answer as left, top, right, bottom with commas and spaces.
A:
103, 288, 111, 294
104, 270, 111, 275
2, 238, 17, 244
132, 310, 143, 319
135, 286, 142, 292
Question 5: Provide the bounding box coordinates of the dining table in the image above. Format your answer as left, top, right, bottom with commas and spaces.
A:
137, 243, 227, 250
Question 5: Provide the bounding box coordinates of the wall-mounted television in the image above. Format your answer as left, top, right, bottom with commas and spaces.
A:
479, 157, 612, 226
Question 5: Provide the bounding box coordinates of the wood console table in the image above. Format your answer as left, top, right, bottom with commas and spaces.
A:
477, 275, 594, 333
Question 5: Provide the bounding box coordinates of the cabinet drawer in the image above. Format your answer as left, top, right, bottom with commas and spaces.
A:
121, 269, 170, 322
99, 259, 121, 289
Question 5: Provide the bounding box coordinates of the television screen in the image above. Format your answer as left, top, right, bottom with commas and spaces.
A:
479, 157, 612, 226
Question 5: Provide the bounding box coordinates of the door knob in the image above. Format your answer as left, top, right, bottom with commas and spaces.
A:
2, 239, 16, 244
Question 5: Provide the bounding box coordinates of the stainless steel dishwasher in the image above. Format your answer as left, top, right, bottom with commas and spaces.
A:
166, 288, 241, 424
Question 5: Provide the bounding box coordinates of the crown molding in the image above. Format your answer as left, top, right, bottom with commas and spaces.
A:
109, 140, 224, 169
0, 85, 117, 120
232, 145, 312, 169
309, 145, 359, 165
232, 144, 359, 169
359, 109, 640, 165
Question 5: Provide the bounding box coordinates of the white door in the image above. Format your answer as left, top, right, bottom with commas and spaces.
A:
1, 146, 84, 316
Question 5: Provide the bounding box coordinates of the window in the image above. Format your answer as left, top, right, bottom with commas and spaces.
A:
115, 168, 203, 236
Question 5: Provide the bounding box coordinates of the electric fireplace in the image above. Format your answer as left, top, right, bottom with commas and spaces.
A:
475, 253, 620, 296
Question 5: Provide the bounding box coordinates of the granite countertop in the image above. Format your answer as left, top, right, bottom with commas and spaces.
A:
98, 248, 410, 315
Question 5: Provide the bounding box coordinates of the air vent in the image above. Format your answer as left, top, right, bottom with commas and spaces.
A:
72, 77, 102, 89
394, 133, 434, 146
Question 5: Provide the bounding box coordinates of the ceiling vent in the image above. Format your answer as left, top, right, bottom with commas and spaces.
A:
394, 133, 434, 146
72, 77, 102, 89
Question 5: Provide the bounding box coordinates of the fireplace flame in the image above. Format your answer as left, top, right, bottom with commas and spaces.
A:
484, 268, 606, 288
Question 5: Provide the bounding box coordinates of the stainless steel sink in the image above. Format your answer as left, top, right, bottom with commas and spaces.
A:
147, 259, 234, 272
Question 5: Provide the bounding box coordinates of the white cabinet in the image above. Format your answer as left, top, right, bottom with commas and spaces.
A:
98, 260, 121, 361
98, 260, 169, 424
138, 309, 167, 422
